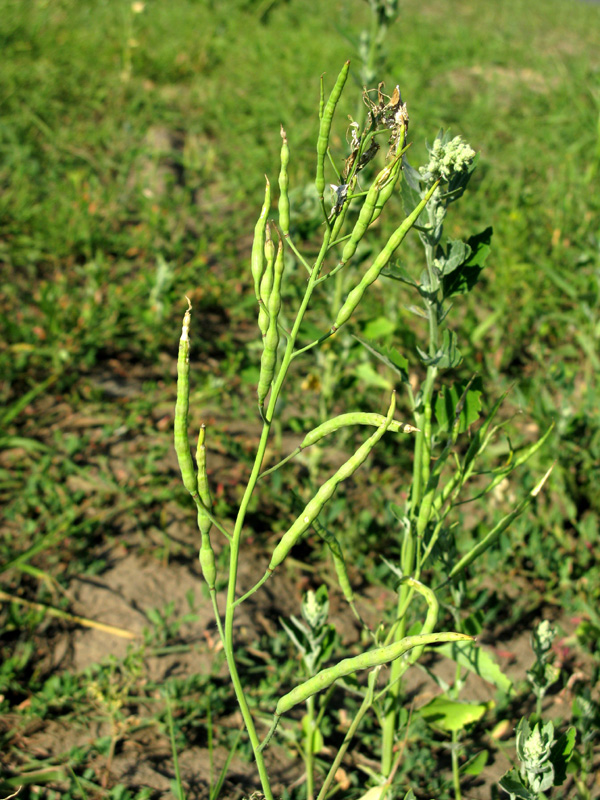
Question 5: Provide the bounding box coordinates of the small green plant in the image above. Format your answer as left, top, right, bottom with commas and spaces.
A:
498, 621, 575, 800
175, 63, 552, 798
499, 717, 575, 800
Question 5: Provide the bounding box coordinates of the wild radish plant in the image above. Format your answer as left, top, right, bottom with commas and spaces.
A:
175, 63, 551, 799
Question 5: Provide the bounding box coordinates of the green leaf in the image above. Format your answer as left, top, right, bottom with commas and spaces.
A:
353, 335, 409, 383
442, 226, 493, 298
362, 316, 396, 339
353, 362, 393, 390
436, 640, 514, 695
551, 726, 576, 784
435, 377, 483, 434
417, 329, 462, 368
380, 262, 418, 286
499, 770, 536, 800
439, 239, 472, 276
418, 696, 492, 732
460, 749, 489, 776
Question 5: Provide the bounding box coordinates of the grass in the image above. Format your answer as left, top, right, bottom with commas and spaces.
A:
1, 0, 599, 797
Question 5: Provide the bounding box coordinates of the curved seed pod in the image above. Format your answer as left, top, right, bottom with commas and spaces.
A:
257, 234, 284, 408
301, 411, 417, 450
275, 631, 474, 717
331, 180, 440, 332
251, 177, 271, 301
258, 222, 275, 338
399, 577, 439, 664
316, 61, 350, 199
278, 126, 290, 236
259, 411, 418, 480
268, 393, 396, 571
174, 299, 197, 496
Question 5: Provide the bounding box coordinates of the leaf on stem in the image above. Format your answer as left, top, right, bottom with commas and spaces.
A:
441, 226, 493, 298
353, 334, 409, 382
435, 377, 483, 434
417, 329, 462, 369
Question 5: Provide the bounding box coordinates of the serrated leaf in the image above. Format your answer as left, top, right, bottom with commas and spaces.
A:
435, 378, 483, 434
437, 639, 514, 695
418, 696, 491, 732
499, 770, 536, 800
460, 750, 489, 776
353, 334, 409, 383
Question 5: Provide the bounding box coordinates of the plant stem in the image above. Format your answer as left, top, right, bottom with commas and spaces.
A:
451, 729, 462, 800
221, 229, 332, 798
306, 694, 316, 800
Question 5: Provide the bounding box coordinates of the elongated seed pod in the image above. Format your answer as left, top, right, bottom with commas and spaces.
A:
275, 631, 474, 716
196, 426, 217, 589
258, 223, 275, 338
301, 411, 417, 450
174, 299, 197, 496
399, 577, 439, 664
259, 411, 418, 480
278, 126, 290, 236
251, 177, 271, 301
339, 158, 401, 266
316, 61, 350, 199
196, 424, 213, 537
368, 155, 403, 227
268, 393, 396, 570
257, 234, 284, 408
331, 180, 440, 332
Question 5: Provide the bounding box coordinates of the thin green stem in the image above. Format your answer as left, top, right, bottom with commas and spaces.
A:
306, 695, 316, 800
221, 226, 333, 798
316, 670, 380, 800
452, 729, 462, 800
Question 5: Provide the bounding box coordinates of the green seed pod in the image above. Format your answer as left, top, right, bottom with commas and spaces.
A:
399, 577, 439, 664
259, 411, 417, 480
339, 159, 402, 266
196, 424, 212, 537
278, 126, 290, 236
331, 180, 439, 332
251, 177, 271, 301
369, 155, 403, 228
275, 631, 473, 717
199, 533, 217, 590
257, 234, 284, 408
316, 61, 350, 199
268, 393, 396, 571
258, 222, 275, 338
174, 299, 197, 496
300, 411, 417, 450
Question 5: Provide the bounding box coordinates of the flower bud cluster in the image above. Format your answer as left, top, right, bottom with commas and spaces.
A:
420, 136, 476, 183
